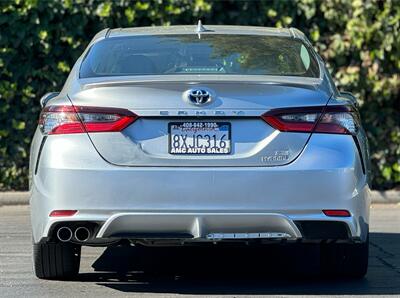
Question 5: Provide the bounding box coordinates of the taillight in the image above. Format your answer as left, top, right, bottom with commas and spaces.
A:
39, 105, 138, 135
262, 105, 360, 135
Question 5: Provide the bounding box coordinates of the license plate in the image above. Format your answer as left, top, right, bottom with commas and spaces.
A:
169, 122, 231, 155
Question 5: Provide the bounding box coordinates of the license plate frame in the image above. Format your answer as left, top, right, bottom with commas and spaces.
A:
168, 122, 231, 155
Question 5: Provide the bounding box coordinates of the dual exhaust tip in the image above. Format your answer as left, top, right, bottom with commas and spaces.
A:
56, 226, 91, 242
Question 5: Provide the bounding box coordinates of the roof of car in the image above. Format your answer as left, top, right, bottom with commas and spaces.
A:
106, 25, 297, 38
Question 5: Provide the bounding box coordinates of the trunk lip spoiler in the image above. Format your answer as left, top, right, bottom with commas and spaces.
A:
79, 75, 323, 91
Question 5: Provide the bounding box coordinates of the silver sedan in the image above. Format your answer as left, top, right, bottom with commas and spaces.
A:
30, 23, 371, 280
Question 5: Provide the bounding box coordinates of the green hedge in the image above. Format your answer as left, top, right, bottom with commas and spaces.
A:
0, 0, 399, 190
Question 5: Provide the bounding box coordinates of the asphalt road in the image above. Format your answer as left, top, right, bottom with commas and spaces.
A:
1, 205, 399, 297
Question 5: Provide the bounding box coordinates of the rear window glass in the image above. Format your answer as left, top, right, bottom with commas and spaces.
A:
80, 34, 320, 78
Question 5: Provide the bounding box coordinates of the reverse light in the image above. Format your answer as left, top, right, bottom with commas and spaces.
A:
39, 105, 138, 135
49, 210, 78, 217
262, 105, 360, 135
322, 210, 351, 217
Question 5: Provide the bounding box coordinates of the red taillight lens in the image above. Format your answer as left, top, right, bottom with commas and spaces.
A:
323, 210, 351, 217
39, 106, 84, 134
262, 106, 360, 135
39, 105, 138, 135
49, 210, 78, 217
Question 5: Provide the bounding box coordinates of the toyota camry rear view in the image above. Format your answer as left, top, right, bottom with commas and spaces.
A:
30, 24, 371, 280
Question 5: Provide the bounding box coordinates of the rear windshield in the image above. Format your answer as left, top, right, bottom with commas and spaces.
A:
80, 34, 320, 78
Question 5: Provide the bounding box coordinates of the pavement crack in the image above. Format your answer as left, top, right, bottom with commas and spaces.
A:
376, 256, 400, 275
370, 241, 395, 257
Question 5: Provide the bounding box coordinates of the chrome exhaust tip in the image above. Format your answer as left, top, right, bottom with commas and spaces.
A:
74, 226, 91, 242
56, 227, 73, 242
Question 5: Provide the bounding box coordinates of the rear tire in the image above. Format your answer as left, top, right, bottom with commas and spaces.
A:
321, 235, 369, 279
33, 242, 81, 280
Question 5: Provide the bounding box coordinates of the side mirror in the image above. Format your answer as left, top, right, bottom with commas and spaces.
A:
339, 91, 358, 107
40, 92, 60, 108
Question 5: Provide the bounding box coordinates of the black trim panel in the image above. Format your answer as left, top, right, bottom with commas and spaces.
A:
34, 136, 47, 175
295, 221, 351, 240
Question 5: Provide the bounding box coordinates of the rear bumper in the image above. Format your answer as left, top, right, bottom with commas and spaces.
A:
30, 132, 370, 244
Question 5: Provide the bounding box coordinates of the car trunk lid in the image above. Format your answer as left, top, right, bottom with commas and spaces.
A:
69, 78, 331, 167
